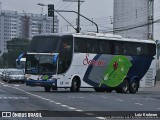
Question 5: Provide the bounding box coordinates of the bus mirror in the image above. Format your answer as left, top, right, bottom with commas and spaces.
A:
53, 54, 59, 65
17, 53, 24, 63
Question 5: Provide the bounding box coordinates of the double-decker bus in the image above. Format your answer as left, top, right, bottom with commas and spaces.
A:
25, 32, 156, 94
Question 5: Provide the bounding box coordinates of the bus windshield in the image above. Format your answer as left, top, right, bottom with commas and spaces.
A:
29, 36, 60, 53
26, 54, 57, 75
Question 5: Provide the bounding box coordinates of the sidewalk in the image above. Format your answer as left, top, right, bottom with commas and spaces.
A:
139, 81, 160, 92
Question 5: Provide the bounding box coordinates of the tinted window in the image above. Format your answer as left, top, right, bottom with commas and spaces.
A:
58, 36, 73, 74
74, 37, 155, 57
29, 36, 60, 53
99, 40, 111, 54
87, 39, 98, 53
74, 38, 87, 53
112, 42, 123, 55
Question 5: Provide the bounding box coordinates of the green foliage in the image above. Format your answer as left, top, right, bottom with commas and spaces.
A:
0, 38, 30, 68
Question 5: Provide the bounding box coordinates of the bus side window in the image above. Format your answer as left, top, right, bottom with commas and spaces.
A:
123, 43, 131, 55
113, 42, 123, 55
74, 38, 87, 53
99, 40, 110, 54
87, 39, 98, 53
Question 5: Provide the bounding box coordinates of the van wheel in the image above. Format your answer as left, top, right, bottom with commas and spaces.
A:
44, 87, 51, 92
70, 78, 80, 92
129, 80, 139, 94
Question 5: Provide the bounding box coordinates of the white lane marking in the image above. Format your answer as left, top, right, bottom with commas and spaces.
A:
134, 103, 143, 106
3, 85, 85, 116
75, 109, 83, 112
3, 85, 8, 87
0, 82, 4, 84
14, 85, 20, 87
0, 97, 29, 99
157, 108, 160, 110
49, 100, 55, 103
40, 97, 50, 101
102, 96, 108, 99
141, 98, 149, 100
85, 112, 95, 116
131, 98, 139, 100
55, 103, 61, 105
147, 97, 155, 100
79, 97, 84, 98
90, 94, 95, 96
67, 107, 76, 110
116, 99, 123, 102
61, 105, 68, 107
19, 97, 29, 99
72, 96, 84, 99
96, 117, 106, 120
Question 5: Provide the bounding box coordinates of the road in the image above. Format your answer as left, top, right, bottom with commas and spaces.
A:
0, 79, 160, 120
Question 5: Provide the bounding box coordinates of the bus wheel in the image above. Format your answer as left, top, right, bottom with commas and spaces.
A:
70, 78, 80, 92
129, 80, 139, 94
116, 79, 129, 93
44, 87, 51, 92
106, 88, 112, 93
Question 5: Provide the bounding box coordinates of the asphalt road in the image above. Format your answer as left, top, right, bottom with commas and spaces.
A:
0, 79, 160, 120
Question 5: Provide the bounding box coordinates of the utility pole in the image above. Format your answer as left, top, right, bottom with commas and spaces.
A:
148, 0, 154, 40
63, 0, 84, 33
77, 0, 80, 33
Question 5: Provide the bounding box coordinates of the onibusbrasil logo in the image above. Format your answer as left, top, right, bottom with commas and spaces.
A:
99, 55, 132, 87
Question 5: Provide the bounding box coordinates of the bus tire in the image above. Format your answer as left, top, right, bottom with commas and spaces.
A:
129, 80, 139, 94
106, 88, 112, 93
116, 79, 129, 93
70, 77, 80, 92
44, 87, 51, 92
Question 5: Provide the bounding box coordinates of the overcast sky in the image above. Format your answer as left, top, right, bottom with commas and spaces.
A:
0, 0, 159, 39
0, 0, 113, 32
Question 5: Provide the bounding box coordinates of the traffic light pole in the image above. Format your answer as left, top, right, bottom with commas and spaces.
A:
48, 4, 54, 33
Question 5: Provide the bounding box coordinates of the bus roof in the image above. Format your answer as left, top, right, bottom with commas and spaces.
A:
34, 32, 155, 44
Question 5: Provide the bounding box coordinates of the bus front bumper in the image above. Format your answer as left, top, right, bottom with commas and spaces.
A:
25, 79, 57, 87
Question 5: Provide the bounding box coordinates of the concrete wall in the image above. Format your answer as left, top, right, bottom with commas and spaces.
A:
113, 0, 149, 40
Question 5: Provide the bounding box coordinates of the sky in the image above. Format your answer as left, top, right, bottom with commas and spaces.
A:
0, 0, 113, 33
0, 0, 159, 39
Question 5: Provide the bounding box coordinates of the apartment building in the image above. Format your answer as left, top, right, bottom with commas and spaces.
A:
0, 8, 59, 55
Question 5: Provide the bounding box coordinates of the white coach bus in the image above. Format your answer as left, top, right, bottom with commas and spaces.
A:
25, 32, 156, 94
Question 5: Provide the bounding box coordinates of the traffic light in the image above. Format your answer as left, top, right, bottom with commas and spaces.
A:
48, 4, 54, 17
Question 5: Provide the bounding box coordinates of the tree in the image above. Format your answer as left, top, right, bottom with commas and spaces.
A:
0, 38, 30, 68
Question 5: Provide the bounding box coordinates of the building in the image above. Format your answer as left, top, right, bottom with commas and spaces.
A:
113, 0, 154, 40
0, 6, 59, 55
20, 13, 59, 39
